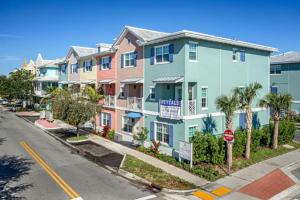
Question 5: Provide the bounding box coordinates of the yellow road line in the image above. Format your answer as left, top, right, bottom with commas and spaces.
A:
20, 141, 80, 199
192, 190, 215, 200
211, 186, 232, 197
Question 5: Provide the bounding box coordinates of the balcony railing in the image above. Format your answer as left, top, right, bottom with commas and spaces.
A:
188, 100, 196, 115
127, 97, 143, 110
103, 95, 116, 107
35, 90, 47, 97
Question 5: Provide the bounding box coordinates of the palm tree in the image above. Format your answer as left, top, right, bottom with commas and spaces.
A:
259, 93, 292, 149
82, 86, 103, 132
234, 83, 262, 159
216, 93, 239, 168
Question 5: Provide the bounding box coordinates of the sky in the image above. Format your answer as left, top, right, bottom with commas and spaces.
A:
0, 0, 300, 75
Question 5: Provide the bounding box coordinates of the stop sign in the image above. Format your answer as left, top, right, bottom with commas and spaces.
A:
224, 129, 234, 142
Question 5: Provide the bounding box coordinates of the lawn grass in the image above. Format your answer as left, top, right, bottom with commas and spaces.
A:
67, 135, 88, 142
122, 155, 196, 190
232, 142, 300, 171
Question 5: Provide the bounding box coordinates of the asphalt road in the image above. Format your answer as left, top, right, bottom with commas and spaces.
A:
0, 108, 161, 200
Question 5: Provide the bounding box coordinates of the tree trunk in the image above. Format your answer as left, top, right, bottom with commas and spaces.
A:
245, 107, 253, 159
226, 117, 233, 168
273, 118, 279, 149
77, 127, 79, 138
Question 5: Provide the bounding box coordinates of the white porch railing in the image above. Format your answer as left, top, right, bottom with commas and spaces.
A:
103, 95, 116, 107
127, 97, 143, 110
35, 90, 47, 97
188, 99, 196, 115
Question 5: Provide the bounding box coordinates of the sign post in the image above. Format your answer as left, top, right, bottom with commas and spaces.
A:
179, 141, 193, 169
223, 129, 234, 175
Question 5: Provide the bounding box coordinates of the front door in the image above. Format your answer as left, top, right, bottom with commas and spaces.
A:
175, 86, 182, 101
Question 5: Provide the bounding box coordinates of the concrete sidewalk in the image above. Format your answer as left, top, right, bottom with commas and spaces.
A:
88, 134, 209, 186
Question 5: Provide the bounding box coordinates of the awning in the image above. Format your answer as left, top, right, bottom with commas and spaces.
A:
68, 81, 80, 84
152, 76, 184, 84
81, 80, 96, 84
126, 112, 142, 118
33, 76, 59, 82
120, 78, 144, 84
58, 81, 68, 84
99, 79, 115, 84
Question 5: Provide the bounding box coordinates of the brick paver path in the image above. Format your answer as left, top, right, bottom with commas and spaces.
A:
238, 169, 295, 200
35, 119, 61, 129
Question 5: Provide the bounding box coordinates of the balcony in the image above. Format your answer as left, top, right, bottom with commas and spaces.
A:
188, 100, 196, 115
103, 95, 116, 108
127, 97, 143, 111
35, 90, 47, 97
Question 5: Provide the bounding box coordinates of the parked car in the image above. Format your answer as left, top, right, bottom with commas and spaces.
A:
0, 99, 9, 105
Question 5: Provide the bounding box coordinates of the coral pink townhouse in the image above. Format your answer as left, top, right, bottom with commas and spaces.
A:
112, 26, 167, 140
94, 43, 116, 131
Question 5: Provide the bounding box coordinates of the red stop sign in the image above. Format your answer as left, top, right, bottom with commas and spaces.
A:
224, 129, 234, 142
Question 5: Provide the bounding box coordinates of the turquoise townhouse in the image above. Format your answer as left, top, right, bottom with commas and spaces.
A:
136, 28, 277, 154
270, 52, 300, 113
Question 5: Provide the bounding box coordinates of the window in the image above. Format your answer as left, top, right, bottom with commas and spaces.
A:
240, 50, 246, 62
71, 64, 77, 74
188, 126, 198, 142
101, 112, 110, 127
189, 42, 198, 61
123, 116, 135, 132
232, 49, 238, 61
83, 60, 92, 72
271, 86, 278, 94
149, 86, 155, 100
120, 86, 125, 98
124, 52, 135, 67
60, 64, 66, 74
201, 87, 208, 109
156, 123, 169, 144
101, 56, 110, 70
155, 45, 169, 64
127, 38, 131, 44
270, 65, 281, 75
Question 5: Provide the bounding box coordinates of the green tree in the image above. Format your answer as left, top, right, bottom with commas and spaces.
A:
133, 127, 149, 147
259, 93, 292, 149
66, 100, 95, 137
234, 82, 262, 159
216, 94, 239, 168
82, 86, 103, 132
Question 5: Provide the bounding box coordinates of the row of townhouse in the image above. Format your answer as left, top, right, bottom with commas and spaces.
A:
31, 26, 279, 155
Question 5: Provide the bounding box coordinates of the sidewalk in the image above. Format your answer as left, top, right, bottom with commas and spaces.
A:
199, 148, 300, 199
35, 119, 62, 130
88, 134, 209, 186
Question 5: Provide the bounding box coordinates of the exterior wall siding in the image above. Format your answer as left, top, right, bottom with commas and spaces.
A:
270, 62, 300, 113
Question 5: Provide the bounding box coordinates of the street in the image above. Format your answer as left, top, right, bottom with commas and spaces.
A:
0, 108, 161, 200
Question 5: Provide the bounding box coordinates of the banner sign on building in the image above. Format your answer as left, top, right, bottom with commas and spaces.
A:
159, 100, 181, 119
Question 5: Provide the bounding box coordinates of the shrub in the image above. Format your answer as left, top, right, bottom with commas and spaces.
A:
108, 129, 115, 140
232, 129, 246, 157
190, 165, 221, 181
278, 119, 296, 144
251, 128, 263, 152
260, 125, 271, 147
150, 140, 161, 157
193, 132, 225, 165
102, 125, 110, 138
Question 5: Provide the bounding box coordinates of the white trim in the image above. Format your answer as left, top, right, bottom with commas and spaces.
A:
154, 121, 170, 146
135, 195, 157, 200
123, 51, 135, 68
201, 86, 208, 110
292, 101, 300, 104
149, 86, 156, 101
154, 43, 170, 65
100, 56, 110, 70
188, 41, 198, 62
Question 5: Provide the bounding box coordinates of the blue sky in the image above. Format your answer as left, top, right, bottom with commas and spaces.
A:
0, 0, 299, 75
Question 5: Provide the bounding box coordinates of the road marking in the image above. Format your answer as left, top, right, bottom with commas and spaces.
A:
211, 186, 232, 197
20, 141, 82, 200
135, 194, 157, 200
192, 190, 215, 200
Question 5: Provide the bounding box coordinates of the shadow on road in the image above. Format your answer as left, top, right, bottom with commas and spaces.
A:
0, 137, 33, 199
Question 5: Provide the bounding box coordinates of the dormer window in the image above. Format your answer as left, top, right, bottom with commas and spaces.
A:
127, 38, 131, 44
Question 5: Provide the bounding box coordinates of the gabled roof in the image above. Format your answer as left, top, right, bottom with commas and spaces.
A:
66, 46, 98, 59
140, 30, 277, 52
113, 26, 169, 47
271, 51, 300, 64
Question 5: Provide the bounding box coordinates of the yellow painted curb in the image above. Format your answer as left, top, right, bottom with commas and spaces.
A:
211, 186, 232, 197
192, 190, 215, 200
